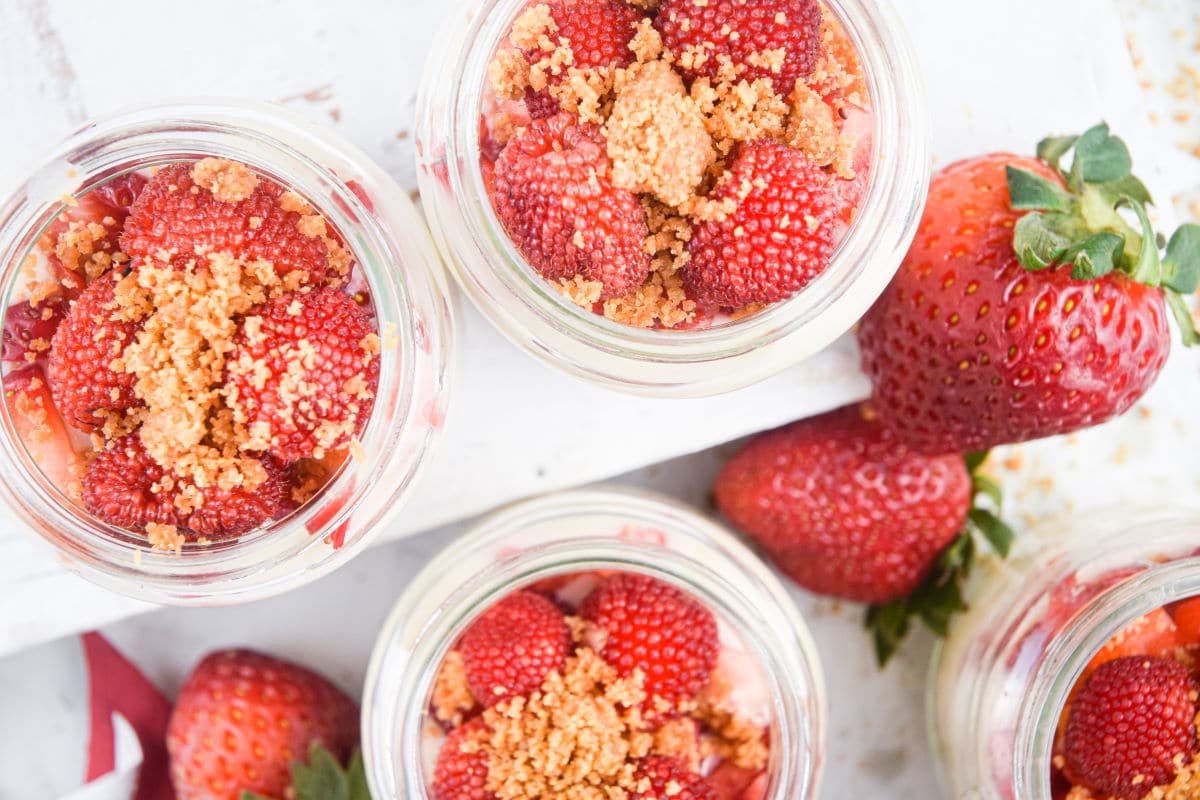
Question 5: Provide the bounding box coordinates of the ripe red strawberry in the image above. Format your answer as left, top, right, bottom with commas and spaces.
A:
82, 433, 287, 540
225, 286, 380, 464
166, 649, 360, 800
491, 112, 651, 299
46, 272, 142, 431
858, 125, 1195, 455
121, 162, 343, 284
1063, 656, 1198, 800
3, 365, 86, 489
714, 405, 971, 604
655, 0, 822, 95
522, 0, 643, 118
630, 756, 719, 800
433, 718, 496, 800
683, 139, 836, 307
580, 573, 718, 710
2, 295, 70, 366
459, 590, 571, 707
715, 403, 1015, 665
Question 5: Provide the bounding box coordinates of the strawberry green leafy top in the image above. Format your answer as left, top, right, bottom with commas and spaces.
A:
1007, 122, 1200, 345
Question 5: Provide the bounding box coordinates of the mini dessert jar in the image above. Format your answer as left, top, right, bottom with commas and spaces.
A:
929, 509, 1200, 800
415, 0, 930, 398
362, 486, 827, 799
0, 100, 454, 604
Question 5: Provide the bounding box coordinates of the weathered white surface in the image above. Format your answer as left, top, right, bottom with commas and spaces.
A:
0, 0, 1197, 798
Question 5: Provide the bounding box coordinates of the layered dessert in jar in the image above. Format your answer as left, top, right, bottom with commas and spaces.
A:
480, 0, 872, 329
2, 157, 381, 551
362, 488, 825, 799
930, 512, 1200, 800
426, 572, 771, 799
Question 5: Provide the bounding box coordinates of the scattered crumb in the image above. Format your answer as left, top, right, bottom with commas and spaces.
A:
689, 666, 769, 771
145, 522, 185, 553
605, 60, 716, 206
190, 158, 259, 204
690, 77, 789, 158
480, 647, 653, 800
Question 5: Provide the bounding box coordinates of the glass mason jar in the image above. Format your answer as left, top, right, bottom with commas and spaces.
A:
0, 100, 455, 604
362, 486, 827, 799
929, 509, 1200, 800
414, 0, 931, 398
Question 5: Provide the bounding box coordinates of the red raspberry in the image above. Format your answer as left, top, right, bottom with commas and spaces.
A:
1064, 655, 1198, 800
580, 574, 718, 710
683, 140, 836, 307
433, 718, 496, 800
121, 163, 342, 284
630, 756, 719, 800
522, 0, 644, 118
46, 273, 142, 431
655, 0, 822, 95
459, 590, 571, 707
492, 113, 651, 300
225, 287, 379, 464
82, 434, 288, 540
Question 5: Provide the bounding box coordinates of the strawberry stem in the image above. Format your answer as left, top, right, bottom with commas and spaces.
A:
865, 452, 1014, 667
1008, 122, 1200, 345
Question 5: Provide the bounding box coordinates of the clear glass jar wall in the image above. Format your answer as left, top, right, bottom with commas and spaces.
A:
362, 487, 828, 799
929, 510, 1200, 800
0, 100, 454, 604
414, 0, 931, 397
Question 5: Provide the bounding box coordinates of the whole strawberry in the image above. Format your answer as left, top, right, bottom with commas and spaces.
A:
167, 649, 363, 800
858, 124, 1198, 455
1064, 655, 1199, 800
655, 0, 822, 96
714, 404, 1013, 664
459, 589, 571, 707
523, 0, 643, 119
683, 139, 836, 307
581, 573, 718, 710
491, 112, 651, 299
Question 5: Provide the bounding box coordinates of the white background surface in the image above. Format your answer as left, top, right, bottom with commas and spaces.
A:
0, 0, 1198, 798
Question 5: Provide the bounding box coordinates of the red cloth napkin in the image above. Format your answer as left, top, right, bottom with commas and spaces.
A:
82, 632, 175, 800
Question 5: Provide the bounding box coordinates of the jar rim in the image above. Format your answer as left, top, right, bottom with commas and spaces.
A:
0, 99, 455, 604
362, 485, 828, 800
416, 0, 931, 396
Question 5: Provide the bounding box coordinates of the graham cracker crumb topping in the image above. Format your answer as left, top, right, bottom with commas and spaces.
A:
190, 158, 259, 204
605, 61, 716, 207
433, 650, 477, 727
109, 252, 282, 494
480, 647, 654, 800
145, 522, 185, 553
